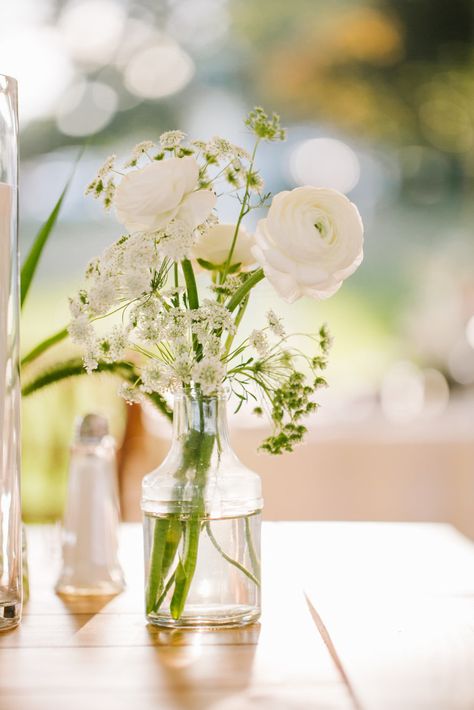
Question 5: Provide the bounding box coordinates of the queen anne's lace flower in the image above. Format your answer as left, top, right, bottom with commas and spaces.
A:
191, 301, 236, 345
123, 141, 156, 168
68, 314, 94, 345
87, 277, 118, 316
96, 326, 128, 363
118, 382, 143, 404
159, 220, 197, 262
160, 130, 186, 150
249, 329, 269, 357
141, 360, 174, 393
191, 357, 226, 395
97, 155, 116, 178
266, 309, 285, 338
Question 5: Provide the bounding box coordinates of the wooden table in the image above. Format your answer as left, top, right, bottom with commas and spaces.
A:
1, 523, 474, 710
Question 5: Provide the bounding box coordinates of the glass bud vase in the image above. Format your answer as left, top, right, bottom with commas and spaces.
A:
0, 74, 21, 631
142, 388, 263, 628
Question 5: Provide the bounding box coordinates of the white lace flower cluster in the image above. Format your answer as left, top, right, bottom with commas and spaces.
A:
246, 310, 286, 359
68, 228, 238, 394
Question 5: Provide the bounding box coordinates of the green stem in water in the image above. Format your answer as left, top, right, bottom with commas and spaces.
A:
169, 430, 215, 620
154, 569, 177, 613
146, 516, 183, 615
169, 518, 201, 620
169, 397, 215, 620
245, 516, 261, 580
205, 521, 260, 588
145, 518, 169, 615
161, 518, 183, 581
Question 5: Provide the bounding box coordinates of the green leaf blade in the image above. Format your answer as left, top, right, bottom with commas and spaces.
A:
20, 148, 84, 309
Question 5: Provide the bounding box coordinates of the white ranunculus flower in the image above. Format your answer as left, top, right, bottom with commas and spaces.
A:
193, 223, 256, 268
252, 186, 363, 302
114, 156, 216, 233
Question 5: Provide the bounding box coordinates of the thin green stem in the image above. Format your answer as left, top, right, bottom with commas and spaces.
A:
181, 259, 199, 310
145, 518, 169, 615
173, 263, 179, 307
169, 399, 215, 620
225, 295, 249, 356
227, 269, 264, 313
181, 258, 202, 360
146, 516, 183, 615
221, 138, 260, 282
153, 569, 177, 613
205, 521, 260, 587
245, 516, 261, 579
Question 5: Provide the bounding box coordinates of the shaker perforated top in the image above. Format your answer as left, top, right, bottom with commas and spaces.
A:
75, 414, 109, 443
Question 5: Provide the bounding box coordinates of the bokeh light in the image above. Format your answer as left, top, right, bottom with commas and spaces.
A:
58, 0, 126, 67
56, 80, 118, 136
289, 137, 360, 193
0, 25, 73, 122
123, 39, 195, 99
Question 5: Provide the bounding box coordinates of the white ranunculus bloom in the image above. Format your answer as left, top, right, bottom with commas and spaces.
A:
114, 156, 216, 233
252, 186, 363, 302
193, 223, 256, 268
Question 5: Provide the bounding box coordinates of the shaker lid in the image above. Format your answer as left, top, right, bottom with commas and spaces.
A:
75, 414, 109, 443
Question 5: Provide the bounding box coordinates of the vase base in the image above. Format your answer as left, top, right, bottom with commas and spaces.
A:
147, 603, 260, 629
0, 600, 21, 632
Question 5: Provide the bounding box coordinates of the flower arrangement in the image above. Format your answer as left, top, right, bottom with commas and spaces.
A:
24, 107, 363, 625
67, 107, 363, 455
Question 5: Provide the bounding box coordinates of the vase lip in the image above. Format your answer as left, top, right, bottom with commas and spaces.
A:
174, 384, 231, 402
0, 73, 18, 85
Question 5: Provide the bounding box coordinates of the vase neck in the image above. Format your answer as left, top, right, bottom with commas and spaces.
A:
172, 390, 231, 451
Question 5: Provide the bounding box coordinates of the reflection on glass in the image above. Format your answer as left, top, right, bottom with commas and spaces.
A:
0, 73, 21, 631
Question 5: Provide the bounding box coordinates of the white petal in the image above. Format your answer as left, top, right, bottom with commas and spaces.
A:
264, 264, 302, 303
179, 156, 200, 194
115, 206, 179, 233
177, 190, 216, 229
303, 280, 342, 300
194, 223, 255, 267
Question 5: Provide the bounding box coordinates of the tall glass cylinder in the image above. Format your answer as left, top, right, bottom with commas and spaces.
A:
0, 74, 21, 630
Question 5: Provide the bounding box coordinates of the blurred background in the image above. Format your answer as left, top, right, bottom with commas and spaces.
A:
3, 0, 474, 533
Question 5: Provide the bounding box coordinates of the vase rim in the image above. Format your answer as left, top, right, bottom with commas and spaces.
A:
173, 384, 231, 402
0, 73, 17, 85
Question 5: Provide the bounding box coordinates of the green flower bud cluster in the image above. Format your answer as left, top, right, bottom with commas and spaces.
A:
245, 107, 286, 142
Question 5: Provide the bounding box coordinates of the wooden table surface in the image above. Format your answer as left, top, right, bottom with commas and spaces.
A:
1, 522, 474, 710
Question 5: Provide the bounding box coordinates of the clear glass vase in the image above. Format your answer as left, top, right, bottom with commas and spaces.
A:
0, 74, 21, 631
142, 388, 262, 628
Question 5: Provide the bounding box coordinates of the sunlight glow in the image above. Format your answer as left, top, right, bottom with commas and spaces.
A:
123, 39, 195, 99
290, 137, 360, 194
59, 0, 126, 67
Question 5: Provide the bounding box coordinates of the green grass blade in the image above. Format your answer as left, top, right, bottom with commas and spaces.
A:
21, 327, 69, 367
20, 149, 83, 308
21, 356, 174, 421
